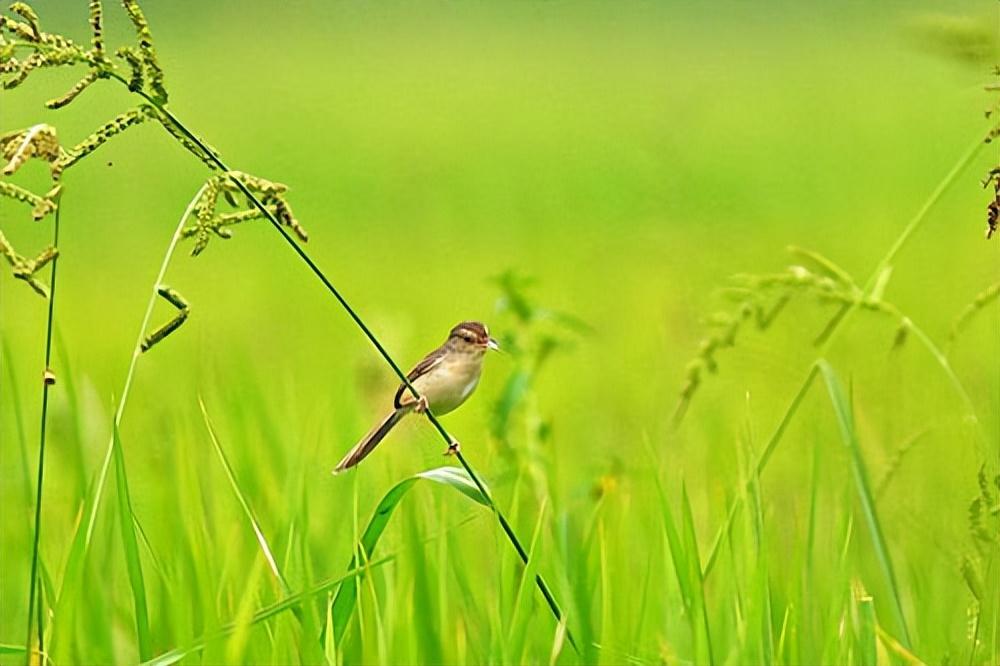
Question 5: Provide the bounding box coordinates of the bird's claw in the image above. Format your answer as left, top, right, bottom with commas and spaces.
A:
444, 440, 460, 456
414, 395, 430, 414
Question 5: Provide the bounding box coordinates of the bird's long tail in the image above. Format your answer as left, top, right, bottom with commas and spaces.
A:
333, 409, 407, 473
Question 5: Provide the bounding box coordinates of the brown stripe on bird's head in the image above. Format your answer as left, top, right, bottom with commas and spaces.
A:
449, 321, 491, 346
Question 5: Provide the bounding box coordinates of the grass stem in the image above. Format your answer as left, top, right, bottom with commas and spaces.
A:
24, 196, 61, 664
104, 73, 578, 651
81, 184, 208, 550
700, 130, 988, 607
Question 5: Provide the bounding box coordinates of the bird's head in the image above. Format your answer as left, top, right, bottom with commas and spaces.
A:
449, 321, 500, 352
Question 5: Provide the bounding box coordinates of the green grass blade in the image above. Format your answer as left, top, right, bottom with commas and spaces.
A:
112, 423, 153, 661
650, 470, 693, 613
855, 585, 877, 666
702, 367, 819, 579
199, 398, 288, 591
142, 557, 393, 666
818, 360, 912, 649
330, 466, 488, 644
680, 484, 714, 666
414, 466, 491, 508
508, 498, 549, 661
198, 398, 326, 664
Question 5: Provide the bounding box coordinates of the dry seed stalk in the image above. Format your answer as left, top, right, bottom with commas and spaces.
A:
674, 247, 909, 422
983, 167, 998, 240
0, 229, 57, 296
45, 69, 101, 109
0, 123, 64, 293
986, 67, 1000, 239
140, 286, 190, 352
947, 281, 1000, 352
120, 0, 166, 102
181, 171, 307, 255
4, 3, 572, 649
1, 1, 303, 299
54, 106, 154, 175
1, 124, 62, 176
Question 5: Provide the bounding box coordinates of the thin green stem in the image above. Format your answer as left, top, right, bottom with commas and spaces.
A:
701, 131, 988, 582
106, 74, 578, 651
25, 197, 61, 664
865, 134, 986, 289
82, 184, 207, 550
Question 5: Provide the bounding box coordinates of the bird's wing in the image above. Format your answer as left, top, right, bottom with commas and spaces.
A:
394, 346, 446, 408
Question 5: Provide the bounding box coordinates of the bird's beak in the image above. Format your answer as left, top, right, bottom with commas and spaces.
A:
487, 337, 500, 351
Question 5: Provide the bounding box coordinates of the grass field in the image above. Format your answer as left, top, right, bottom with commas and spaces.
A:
2, 1, 999, 664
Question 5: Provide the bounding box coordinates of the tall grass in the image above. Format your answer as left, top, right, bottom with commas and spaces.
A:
2, 2, 998, 665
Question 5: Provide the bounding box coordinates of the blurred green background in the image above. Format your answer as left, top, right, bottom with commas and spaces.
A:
2, 1, 998, 664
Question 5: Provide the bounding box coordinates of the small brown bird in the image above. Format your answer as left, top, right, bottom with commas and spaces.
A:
333, 321, 499, 473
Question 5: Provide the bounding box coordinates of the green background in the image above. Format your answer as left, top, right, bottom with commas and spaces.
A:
2, 1, 998, 664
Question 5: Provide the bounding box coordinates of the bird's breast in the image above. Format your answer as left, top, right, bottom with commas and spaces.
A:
413, 353, 484, 415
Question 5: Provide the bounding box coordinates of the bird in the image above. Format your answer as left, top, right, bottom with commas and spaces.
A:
333, 321, 499, 473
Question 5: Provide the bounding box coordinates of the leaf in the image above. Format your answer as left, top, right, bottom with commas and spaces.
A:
507, 499, 549, 661
198, 398, 326, 664
142, 557, 393, 666
788, 245, 856, 287
329, 466, 489, 645
868, 265, 893, 303
680, 484, 715, 666
112, 423, 153, 661
199, 398, 288, 589
854, 585, 877, 666
653, 475, 693, 614
818, 360, 912, 649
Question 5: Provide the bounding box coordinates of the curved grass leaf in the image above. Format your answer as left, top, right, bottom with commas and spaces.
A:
680, 484, 714, 666
330, 466, 488, 645
199, 398, 288, 589
112, 423, 152, 661
507, 498, 548, 661
198, 398, 325, 664
818, 360, 912, 649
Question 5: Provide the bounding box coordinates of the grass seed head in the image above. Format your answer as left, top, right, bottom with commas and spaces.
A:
179, 171, 306, 255
0, 229, 58, 297
45, 69, 102, 109
1, 123, 62, 176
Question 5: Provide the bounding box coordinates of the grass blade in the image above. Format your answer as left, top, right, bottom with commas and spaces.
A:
650, 469, 693, 613
854, 583, 877, 666
198, 398, 326, 664
142, 557, 394, 666
680, 484, 714, 666
199, 398, 288, 590
818, 360, 912, 649
330, 466, 488, 644
112, 423, 153, 661
508, 498, 549, 662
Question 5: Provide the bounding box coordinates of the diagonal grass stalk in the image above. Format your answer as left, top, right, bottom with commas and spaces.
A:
142, 557, 396, 666
101, 71, 578, 651
199, 398, 290, 592
197, 398, 327, 664
699, 129, 991, 606
111, 423, 153, 661
80, 183, 208, 552
24, 196, 61, 663
819, 361, 912, 648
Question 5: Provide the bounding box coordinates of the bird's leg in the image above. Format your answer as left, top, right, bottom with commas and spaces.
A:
444, 439, 460, 456
413, 394, 430, 414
